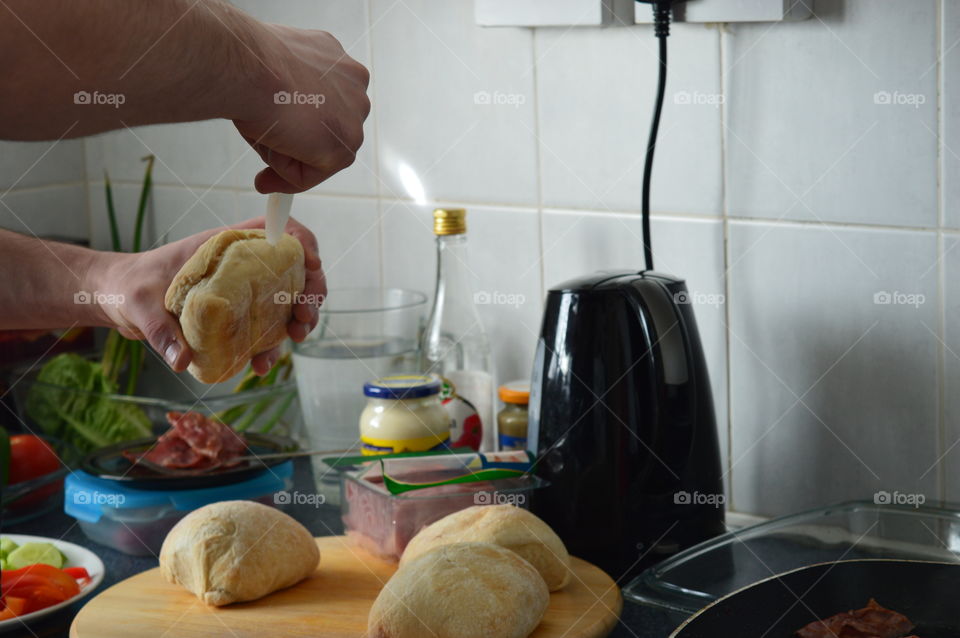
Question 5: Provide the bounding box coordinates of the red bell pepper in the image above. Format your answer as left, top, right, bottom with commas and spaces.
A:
1, 564, 80, 599
0, 597, 27, 621
62, 567, 89, 581
0, 564, 84, 617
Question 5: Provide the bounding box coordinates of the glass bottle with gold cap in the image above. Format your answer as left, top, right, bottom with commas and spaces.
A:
420, 208, 496, 451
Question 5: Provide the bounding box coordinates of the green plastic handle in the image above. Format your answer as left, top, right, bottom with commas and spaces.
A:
381, 461, 526, 495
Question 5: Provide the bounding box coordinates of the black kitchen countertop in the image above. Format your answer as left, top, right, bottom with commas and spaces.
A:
2, 458, 683, 638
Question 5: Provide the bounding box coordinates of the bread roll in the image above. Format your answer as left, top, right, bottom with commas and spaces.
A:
159, 500, 319, 606
401, 504, 571, 591
164, 229, 305, 383
369, 542, 548, 638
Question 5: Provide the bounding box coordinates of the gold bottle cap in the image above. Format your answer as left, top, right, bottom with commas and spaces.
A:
433, 208, 467, 235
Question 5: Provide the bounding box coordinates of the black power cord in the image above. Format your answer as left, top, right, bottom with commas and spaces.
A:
636, 0, 675, 272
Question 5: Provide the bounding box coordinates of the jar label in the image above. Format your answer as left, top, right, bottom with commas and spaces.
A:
360, 433, 451, 456
498, 433, 527, 451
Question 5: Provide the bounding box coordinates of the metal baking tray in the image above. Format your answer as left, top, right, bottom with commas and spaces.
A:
625, 500, 960, 617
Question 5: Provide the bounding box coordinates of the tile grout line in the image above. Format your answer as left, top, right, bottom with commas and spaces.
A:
1, 180, 89, 195
365, 0, 387, 293
936, 0, 947, 505
531, 26, 547, 304
717, 21, 736, 513
82, 181, 960, 235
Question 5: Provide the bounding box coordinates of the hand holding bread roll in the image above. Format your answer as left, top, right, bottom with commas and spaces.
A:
164, 229, 305, 383
159, 500, 319, 606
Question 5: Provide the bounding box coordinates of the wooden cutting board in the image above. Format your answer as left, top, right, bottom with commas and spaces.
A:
70, 536, 622, 638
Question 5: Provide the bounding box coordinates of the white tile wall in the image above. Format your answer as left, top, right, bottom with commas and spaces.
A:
943, 1, 960, 229
728, 221, 939, 515
0, 138, 86, 242
0, 139, 85, 192
536, 24, 722, 215
370, 0, 539, 205
724, 0, 938, 227
0, 184, 88, 241
2, 0, 957, 517
942, 235, 960, 501
381, 201, 543, 384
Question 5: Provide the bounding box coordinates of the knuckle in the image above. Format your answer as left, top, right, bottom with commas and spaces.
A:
338, 147, 357, 169
140, 317, 171, 347
356, 64, 371, 87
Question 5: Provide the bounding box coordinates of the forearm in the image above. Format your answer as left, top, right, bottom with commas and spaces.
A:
0, 0, 274, 139
0, 230, 115, 330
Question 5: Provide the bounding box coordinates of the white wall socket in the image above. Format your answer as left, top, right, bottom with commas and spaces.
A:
637, 0, 812, 23
475, 0, 813, 27
475, 0, 635, 27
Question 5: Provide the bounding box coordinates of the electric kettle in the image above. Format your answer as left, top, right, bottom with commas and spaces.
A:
528, 269, 725, 581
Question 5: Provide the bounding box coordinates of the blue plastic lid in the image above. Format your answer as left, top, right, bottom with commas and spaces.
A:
64, 461, 293, 524
364, 374, 441, 399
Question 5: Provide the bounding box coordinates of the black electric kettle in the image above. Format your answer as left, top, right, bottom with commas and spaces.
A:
528, 270, 725, 581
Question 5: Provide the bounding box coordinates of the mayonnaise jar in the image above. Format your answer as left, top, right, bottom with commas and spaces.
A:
359, 375, 452, 456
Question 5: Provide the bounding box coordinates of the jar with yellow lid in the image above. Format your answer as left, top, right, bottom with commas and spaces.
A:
497, 381, 529, 451
360, 375, 452, 456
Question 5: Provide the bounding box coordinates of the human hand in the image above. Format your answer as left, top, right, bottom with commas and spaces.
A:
234, 25, 371, 194
96, 217, 324, 376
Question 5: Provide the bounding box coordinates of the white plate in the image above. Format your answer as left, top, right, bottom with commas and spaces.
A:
0, 534, 105, 633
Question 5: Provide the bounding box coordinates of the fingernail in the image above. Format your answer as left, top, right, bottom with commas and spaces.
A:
164, 341, 181, 367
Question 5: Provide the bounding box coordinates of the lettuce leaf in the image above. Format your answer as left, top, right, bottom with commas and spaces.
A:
25, 353, 152, 460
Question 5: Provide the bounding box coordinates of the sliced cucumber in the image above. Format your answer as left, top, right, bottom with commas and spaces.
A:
5, 542, 64, 570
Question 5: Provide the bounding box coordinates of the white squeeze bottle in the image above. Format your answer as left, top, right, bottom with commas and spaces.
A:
420, 208, 496, 451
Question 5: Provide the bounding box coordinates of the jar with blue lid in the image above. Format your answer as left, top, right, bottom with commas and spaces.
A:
359, 374, 452, 456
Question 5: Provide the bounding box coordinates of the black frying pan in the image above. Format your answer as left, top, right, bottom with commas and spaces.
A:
671, 559, 960, 637
80, 432, 298, 489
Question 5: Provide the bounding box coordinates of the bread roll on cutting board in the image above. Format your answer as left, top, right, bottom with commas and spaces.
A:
159, 500, 319, 606
164, 229, 305, 383
401, 504, 571, 591
369, 542, 549, 638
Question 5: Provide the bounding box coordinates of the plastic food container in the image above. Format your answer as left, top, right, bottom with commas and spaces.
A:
338, 452, 546, 561
625, 500, 960, 622
64, 462, 293, 556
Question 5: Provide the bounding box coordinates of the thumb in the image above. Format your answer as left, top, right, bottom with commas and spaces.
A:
137, 311, 193, 372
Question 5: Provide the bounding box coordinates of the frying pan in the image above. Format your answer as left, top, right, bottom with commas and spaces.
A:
671, 559, 960, 637
80, 432, 298, 489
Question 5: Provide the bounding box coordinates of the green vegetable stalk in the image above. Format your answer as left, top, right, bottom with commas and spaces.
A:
24, 157, 156, 463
